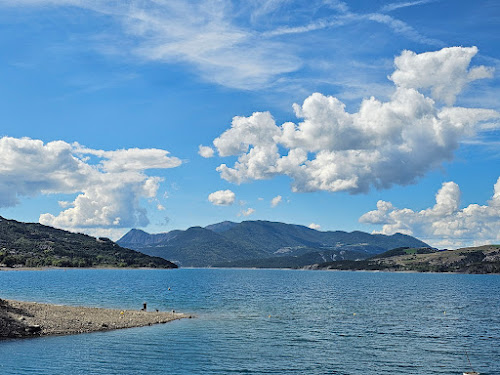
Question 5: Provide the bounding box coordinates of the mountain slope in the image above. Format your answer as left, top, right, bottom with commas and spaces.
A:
217, 221, 429, 257
118, 220, 430, 268
217, 221, 323, 254
0, 216, 177, 268
121, 227, 268, 267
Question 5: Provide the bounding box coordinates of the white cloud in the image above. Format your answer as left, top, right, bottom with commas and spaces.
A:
0, 136, 181, 230
208, 189, 235, 206
58, 200, 72, 208
270, 195, 282, 207
308, 223, 321, 230
211, 47, 499, 194
359, 178, 500, 248
157, 204, 165, 211
363, 13, 442, 46
380, 1, 436, 13
198, 145, 215, 158
213, 111, 280, 157
390, 46, 494, 105
263, 17, 347, 37
239, 207, 255, 217
74, 146, 181, 173
263, 10, 442, 47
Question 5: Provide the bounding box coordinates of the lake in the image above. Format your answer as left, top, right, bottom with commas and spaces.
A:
0, 268, 499, 374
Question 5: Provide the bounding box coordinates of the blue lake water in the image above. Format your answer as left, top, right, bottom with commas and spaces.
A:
0, 268, 499, 375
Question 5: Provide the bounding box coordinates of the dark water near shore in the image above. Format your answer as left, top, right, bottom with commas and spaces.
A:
0, 268, 499, 375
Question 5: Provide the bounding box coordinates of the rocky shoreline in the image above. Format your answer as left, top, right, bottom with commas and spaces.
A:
0, 299, 189, 339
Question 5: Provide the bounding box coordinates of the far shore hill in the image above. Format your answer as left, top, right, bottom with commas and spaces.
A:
306, 245, 500, 274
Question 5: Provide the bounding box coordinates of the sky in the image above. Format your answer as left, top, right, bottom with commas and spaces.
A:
0, 0, 499, 248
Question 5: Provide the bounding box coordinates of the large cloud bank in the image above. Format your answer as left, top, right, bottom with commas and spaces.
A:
360, 178, 500, 248
0, 137, 181, 230
208, 47, 498, 193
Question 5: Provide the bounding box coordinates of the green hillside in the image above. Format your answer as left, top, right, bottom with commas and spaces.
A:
310, 245, 500, 274
0, 216, 177, 269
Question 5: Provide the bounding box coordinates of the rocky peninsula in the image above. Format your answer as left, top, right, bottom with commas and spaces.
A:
0, 298, 188, 339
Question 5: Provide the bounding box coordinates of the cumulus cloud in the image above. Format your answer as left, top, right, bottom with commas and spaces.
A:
239, 207, 255, 217
208, 189, 236, 206
0, 136, 181, 230
271, 195, 282, 207
210, 47, 499, 194
359, 178, 500, 248
198, 145, 215, 158
390, 46, 494, 105
308, 223, 321, 230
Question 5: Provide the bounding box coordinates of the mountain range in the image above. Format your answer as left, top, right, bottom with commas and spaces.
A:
2, 214, 496, 273
117, 220, 430, 267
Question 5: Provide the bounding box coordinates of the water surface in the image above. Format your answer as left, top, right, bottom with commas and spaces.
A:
0, 269, 498, 374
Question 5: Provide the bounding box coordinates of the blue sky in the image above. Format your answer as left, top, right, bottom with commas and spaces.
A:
0, 0, 499, 248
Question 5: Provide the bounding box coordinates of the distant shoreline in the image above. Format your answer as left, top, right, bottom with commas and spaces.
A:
2, 266, 500, 274
0, 266, 179, 272
0, 299, 189, 339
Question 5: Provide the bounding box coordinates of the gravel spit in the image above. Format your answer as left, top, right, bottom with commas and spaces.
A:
0, 298, 189, 339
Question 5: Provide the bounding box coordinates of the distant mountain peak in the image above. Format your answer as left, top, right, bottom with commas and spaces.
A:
129, 228, 149, 235
117, 228, 177, 246
118, 228, 152, 244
